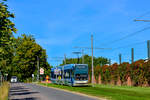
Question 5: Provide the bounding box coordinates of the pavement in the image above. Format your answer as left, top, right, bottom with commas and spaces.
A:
9, 83, 99, 100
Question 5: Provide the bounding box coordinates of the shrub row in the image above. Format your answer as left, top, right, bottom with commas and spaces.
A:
91, 60, 150, 86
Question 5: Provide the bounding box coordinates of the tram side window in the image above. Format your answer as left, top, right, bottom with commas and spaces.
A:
61, 70, 63, 78
51, 71, 54, 78
54, 74, 56, 79
51, 71, 57, 79
64, 69, 70, 79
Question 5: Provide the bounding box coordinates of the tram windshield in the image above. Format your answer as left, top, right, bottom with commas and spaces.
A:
75, 65, 88, 80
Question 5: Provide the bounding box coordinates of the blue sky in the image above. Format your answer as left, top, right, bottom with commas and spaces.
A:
7, 0, 150, 66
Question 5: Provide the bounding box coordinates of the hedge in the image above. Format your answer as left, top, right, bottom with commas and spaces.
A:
91, 59, 150, 87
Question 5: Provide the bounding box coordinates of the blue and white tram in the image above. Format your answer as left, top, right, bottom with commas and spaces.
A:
50, 64, 89, 86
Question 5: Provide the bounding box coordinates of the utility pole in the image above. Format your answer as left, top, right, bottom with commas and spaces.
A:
37, 56, 39, 82
109, 59, 111, 66
82, 49, 84, 64
131, 48, 134, 63
74, 35, 111, 87
147, 40, 150, 60
62, 65, 64, 84
91, 35, 94, 86
119, 54, 122, 64
64, 54, 66, 65
134, 19, 150, 60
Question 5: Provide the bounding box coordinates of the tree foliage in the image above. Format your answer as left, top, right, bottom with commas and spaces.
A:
0, 1, 50, 81
0, 0, 17, 75
11, 34, 50, 81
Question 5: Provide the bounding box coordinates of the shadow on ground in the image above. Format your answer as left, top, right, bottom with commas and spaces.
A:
9, 84, 39, 100
11, 97, 38, 100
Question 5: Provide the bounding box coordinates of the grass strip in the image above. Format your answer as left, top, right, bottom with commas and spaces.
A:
38, 83, 150, 100
0, 82, 9, 100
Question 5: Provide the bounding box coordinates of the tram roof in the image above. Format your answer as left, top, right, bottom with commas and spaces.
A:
51, 64, 88, 71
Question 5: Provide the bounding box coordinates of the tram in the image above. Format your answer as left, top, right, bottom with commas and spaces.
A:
50, 64, 88, 86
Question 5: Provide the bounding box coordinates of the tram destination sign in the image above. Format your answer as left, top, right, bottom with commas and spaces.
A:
54, 69, 61, 75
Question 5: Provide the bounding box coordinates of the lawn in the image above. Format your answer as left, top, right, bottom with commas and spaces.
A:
38, 83, 150, 100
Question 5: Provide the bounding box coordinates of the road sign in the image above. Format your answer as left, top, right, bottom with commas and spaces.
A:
40, 68, 44, 75
54, 69, 61, 75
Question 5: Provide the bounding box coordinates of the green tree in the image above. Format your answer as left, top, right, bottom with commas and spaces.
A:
12, 34, 50, 81
0, 0, 17, 76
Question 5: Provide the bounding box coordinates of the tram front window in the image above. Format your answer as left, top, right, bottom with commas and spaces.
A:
75, 74, 88, 80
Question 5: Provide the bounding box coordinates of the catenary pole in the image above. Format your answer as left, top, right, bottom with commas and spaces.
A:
109, 59, 111, 66
131, 48, 134, 63
147, 40, 150, 60
37, 56, 39, 82
82, 49, 84, 64
64, 54, 66, 65
119, 54, 122, 64
91, 35, 94, 86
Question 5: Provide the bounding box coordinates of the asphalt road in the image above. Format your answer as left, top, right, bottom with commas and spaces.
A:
9, 83, 98, 100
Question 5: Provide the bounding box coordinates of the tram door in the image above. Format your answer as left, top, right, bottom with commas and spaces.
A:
70, 69, 74, 85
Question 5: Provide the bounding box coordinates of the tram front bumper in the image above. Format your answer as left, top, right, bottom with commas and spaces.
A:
73, 80, 89, 86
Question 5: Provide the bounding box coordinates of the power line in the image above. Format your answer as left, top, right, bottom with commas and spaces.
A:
135, 11, 150, 19
134, 11, 150, 22
112, 41, 147, 50
74, 46, 112, 50
102, 27, 150, 46
100, 23, 150, 45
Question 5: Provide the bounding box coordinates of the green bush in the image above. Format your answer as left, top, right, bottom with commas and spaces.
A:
94, 60, 150, 87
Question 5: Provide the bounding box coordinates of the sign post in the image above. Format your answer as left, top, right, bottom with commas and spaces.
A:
40, 68, 44, 82
40, 68, 44, 75
32, 74, 34, 83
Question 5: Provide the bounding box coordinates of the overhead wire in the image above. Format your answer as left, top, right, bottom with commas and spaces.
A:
100, 12, 150, 46
112, 40, 147, 50
101, 26, 150, 46
95, 12, 150, 63
135, 11, 150, 19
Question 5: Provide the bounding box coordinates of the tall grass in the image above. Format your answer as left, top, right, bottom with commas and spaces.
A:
0, 82, 9, 100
